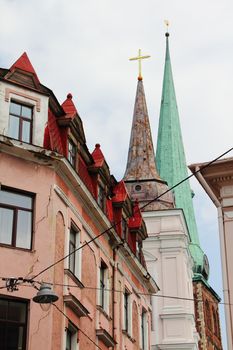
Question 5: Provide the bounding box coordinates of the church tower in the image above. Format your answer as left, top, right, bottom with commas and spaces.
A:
124, 51, 199, 349
156, 32, 205, 276
156, 31, 223, 349
124, 69, 174, 211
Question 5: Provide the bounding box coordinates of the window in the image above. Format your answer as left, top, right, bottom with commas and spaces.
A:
68, 139, 76, 167
0, 188, 33, 249
66, 322, 78, 350
68, 226, 80, 278
8, 101, 33, 143
141, 310, 148, 350
0, 298, 28, 350
123, 290, 130, 333
97, 185, 105, 211
122, 218, 128, 241
99, 261, 108, 311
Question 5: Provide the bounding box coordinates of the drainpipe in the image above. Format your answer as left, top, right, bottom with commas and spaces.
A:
195, 166, 233, 350
112, 248, 116, 349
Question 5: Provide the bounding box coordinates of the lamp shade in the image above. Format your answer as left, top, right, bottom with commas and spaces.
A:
33, 283, 58, 304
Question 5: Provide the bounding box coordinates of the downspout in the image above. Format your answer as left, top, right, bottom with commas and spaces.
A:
195, 166, 233, 350
112, 248, 117, 349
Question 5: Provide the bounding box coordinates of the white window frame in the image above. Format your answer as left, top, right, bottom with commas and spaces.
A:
122, 288, 132, 336
68, 138, 76, 167
65, 322, 79, 350
68, 224, 81, 280
140, 309, 148, 350
98, 260, 109, 314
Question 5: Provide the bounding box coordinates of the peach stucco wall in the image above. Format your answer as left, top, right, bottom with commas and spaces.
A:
0, 149, 152, 350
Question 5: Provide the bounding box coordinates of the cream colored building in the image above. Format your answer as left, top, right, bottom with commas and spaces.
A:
189, 157, 233, 350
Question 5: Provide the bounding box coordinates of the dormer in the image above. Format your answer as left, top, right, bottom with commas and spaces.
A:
89, 144, 112, 213
0, 52, 63, 149
58, 93, 85, 170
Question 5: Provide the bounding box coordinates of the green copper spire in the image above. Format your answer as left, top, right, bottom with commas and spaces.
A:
156, 32, 206, 276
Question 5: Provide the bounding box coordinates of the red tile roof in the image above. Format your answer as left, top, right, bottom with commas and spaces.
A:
128, 199, 142, 230
92, 144, 105, 167
112, 180, 128, 204
9, 52, 40, 84
46, 109, 63, 154
61, 93, 77, 118
78, 155, 95, 195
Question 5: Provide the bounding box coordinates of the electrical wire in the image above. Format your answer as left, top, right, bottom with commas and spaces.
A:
31, 146, 233, 281
29, 280, 232, 307
52, 303, 104, 350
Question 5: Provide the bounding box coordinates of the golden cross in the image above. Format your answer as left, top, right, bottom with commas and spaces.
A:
129, 49, 150, 79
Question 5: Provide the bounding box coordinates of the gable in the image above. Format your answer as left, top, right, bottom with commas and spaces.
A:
5, 69, 39, 90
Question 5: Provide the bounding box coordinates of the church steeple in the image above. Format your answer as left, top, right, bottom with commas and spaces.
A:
124, 78, 160, 182
124, 73, 173, 211
156, 32, 206, 275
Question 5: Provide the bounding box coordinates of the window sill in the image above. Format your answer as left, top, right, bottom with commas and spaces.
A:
64, 269, 84, 288
0, 243, 32, 252
96, 305, 112, 321
122, 330, 135, 343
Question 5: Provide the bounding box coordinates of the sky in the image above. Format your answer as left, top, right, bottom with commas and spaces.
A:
0, 0, 232, 347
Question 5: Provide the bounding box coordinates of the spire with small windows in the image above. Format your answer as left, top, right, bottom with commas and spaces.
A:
124, 75, 173, 210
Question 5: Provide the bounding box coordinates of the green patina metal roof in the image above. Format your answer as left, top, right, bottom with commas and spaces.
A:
156, 33, 205, 276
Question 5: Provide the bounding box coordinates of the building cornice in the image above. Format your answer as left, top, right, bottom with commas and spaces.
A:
0, 136, 158, 292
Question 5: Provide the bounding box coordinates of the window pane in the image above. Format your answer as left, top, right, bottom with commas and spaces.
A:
10, 102, 21, 116
66, 329, 72, 350
69, 244, 75, 273
22, 121, 30, 143
0, 300, 7, 320
0, 190, 32, 209
7, 325, 24, 350
0, 322, 6, 348
21, 106, 32, 119
8, 302, 26, 322
0, 208, 13, 245
8, 115, 19, 139
16, 211, 32, 249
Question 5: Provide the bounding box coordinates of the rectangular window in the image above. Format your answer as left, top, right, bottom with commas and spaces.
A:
141, 310, 148, 350
122, 218, 128, 241
8, 101, 33, 143
66, 322, 78, 350
68, 226, 80, 278
0, 188, 33, 249
123, 290, 130, 332
0, 298, 28, 350
68, 139, 76, 167
99, 261, 108, 311
97, 185, 105, 211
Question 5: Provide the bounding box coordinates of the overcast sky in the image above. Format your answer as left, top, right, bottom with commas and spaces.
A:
1, 0, 232, 347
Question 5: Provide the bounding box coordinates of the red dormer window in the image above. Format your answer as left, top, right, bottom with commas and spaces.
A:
8, 101, 33, 143
68, 138, 76, 167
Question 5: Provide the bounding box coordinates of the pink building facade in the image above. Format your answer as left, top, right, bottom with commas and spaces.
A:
0, 53, 158, 350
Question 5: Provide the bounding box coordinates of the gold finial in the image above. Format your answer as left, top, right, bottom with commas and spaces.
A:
164, 20, 170, 35
164, 19, 169, 29
129, 49, 150, 80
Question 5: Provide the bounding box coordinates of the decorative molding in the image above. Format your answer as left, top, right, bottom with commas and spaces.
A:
5, 88, 41, 111
64, 294, 89, 317
96, 328, 116, 347
212, 175, 233, 184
